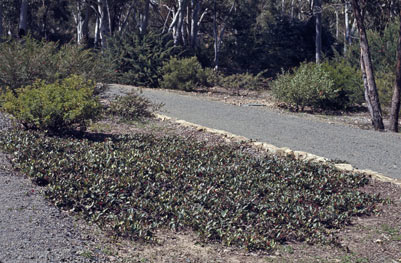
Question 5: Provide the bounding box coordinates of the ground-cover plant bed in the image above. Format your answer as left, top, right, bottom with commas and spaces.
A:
0, 129, 382, 252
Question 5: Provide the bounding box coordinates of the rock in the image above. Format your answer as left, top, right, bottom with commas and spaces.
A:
334, 163, 354, 172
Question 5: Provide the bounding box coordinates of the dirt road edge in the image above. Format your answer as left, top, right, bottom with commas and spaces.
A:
155, 113, 401, 187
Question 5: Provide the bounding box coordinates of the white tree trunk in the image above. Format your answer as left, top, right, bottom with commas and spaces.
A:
74, 1, 89, 45
335, 8, 339, 39
314, 0, 322, 63
19, 0, 28, 37
139, 0, 150, 34
213, 0, 235, 70
94, 16, 100, 47
118, 4, 135, 33
290, 0, 295, 21
190, 0, 202, 49
98, 0, 111, 49
169, 0, 189, 46
344, 1, 351, 53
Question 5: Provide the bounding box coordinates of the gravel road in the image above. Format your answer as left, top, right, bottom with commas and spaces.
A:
0, 113, 111, 263
142, 88, 401, 180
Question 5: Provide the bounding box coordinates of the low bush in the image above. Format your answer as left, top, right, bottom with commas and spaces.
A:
376, 69, 396, 109
219, 72, 268, 95
105, 92, 162, 122
204, 67, 223, 87
0, 129, 381, 251
320, 59, 364, 110
272, 62, 335, 111
0, 36, 114, 93
272, 61, 365, 111
0, 37, 57, 93
54, 43, 115, 84
1, 75, 101, 132
160, 57, 207, 91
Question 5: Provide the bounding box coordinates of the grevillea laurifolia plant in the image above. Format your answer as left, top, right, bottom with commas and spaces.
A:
1, 75, 101, 133
0, 129, 382, 251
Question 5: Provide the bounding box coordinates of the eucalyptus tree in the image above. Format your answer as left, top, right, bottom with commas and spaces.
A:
390, 1, 401, 132
314, 0, 322, 63
19, 0, 28, 37
351, 0, 384, 130
71, 0, 90, 45
212, 0, 234, 70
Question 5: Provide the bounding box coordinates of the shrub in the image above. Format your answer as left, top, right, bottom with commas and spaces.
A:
105, 32, 179, 88
320, 59, 364, 109
54, 43, 116, 84
0, 36, 115, 93
105, 92, 162, 122
376, 69, 396, 109
219, 72, 268, 95
204, 67, 223, 87
272, 62, 335, 111
160, 57, 207, 91
0, 36, 57, 93
1, 75, 101, 132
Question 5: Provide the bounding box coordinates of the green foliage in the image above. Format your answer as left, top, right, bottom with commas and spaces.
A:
344, 20, 399, 110
0, 36, 114, 93
0, 36, 57, 93
376, 70, 396, 109
345, 21, 399, 73
160, 57, 206, 91
204, 68, 269, 95
320, 60, 365, 109
204, 67, 223, 87
217, 15, 336, 77
105, 32, 179, 88
219, 72, 268, 94
1, 75, 101, 132
272, 63, 335, 111
105, 92, 162, 122
54, 43, 116, 84
0, 128, 381, 252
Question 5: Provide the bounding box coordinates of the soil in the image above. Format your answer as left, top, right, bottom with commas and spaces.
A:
86, 116, 401, 263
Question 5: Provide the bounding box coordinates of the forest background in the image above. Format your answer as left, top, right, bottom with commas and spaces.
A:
0, 0, 400, 131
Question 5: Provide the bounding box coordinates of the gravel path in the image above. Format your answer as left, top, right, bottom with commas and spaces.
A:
0, 113, 111, 263
142, 88, 401, 180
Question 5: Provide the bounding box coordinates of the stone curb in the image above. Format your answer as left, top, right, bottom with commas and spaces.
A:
155, 113, 401, 187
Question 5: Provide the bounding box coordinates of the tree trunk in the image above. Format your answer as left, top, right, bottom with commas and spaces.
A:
314, 0, 322, 63
98, 0, 110, 49
352, 0, 384, 131
94, 15, 100, 47
19, 0, 28, 37
335, 8, 339, 39
177, 0, 188, 46
75, 1, 89, 45
344, 1, 351, 53
169, 0, 189, 46
139, 0, 150, 34
290, 0, 295, 21
190, 0, 202, 49
389, 3, 401, 132
213, 0, 218, 69
213, 0, 234, 70
40, 0, 49, 39
0, 4, 3, 39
